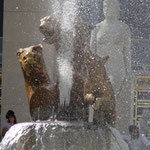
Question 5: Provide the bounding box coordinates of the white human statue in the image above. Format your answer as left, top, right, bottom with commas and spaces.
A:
90, 0, 133, 133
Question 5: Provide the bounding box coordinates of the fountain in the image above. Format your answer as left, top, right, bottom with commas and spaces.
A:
0, 0, 131, 149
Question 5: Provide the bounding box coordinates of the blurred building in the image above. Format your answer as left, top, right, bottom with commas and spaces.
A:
0, 0, 3, 139
124, 0, 150, 127
0, 0, 3, 102
120, 0, 150, 131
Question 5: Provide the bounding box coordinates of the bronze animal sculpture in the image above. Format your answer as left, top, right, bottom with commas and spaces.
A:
17, 16, 116, 126
84, 47, 115, 126
39, 16, 92, 120
17, 45, 59, 121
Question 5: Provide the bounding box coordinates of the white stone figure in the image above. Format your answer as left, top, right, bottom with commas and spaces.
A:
90, 0, 133, 133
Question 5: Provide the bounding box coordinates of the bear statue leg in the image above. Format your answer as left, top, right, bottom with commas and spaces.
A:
30, 85, 59, 121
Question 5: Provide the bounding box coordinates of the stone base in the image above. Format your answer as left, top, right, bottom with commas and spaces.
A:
0, 121, 129, 150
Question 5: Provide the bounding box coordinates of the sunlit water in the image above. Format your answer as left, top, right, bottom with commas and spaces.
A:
54, 0, 78, 106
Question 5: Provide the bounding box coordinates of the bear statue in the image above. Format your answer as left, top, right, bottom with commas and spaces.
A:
84, 47, 116, 126
17, 44, 59, 121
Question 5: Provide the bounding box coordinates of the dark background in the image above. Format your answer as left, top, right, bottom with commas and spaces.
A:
0, 0, 3, 64
0, 0, 3, 37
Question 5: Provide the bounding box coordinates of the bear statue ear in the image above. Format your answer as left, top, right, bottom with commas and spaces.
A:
39, 16, 51, 30
102, 56, 109, 64
17, 51, 21, 57
40, 16, 51, 23
88, 24, 95, 30
32, 44, 43, 53
17, 49, 23, 57
75, 17, 95, 30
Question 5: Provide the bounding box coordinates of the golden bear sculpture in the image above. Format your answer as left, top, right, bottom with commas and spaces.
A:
84, 47, 116, 126
17, 44, 59, 121
39, 16, 92, 121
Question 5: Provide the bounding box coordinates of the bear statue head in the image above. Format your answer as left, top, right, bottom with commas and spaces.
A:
39, 16, 61, 44
17, 44, 50, 86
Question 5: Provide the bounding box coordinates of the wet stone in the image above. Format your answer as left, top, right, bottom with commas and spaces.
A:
0, 121, 129, 150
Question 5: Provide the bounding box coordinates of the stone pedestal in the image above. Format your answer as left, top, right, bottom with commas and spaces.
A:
0, 121, 129, 150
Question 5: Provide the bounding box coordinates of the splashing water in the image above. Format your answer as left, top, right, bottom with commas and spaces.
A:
57, 57, 73, 106
55, 0, 78, 106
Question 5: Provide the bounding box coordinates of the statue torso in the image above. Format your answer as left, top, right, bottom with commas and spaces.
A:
93, 20, 129, 94
96, 20, 125, 57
